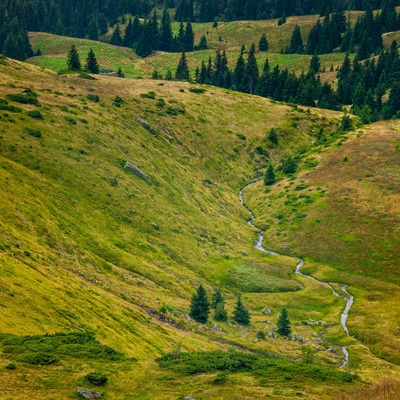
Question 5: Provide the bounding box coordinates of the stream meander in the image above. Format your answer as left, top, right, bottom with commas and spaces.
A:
239, 183, 354, 367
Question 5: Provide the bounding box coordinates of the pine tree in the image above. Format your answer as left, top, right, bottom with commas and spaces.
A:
183, 20, 194, 52
67, 44, 81, 70
111, 24, 122, 46
233, 50, 245, 91
258, 33, 269, 51
232, 296, 250, 325
211, 287, 224, 308
189, 284, 210, 324
197, 35, 208, 50
175, 51, 190, 80
85, 48, 99, 74
286, 25, 303, 54
243, 43, 259, 94
268, 127, 278, 144
277, 307, 291, 336
264, 164, 276, 186
160, 8, 173, 51
214, 302, 228, 322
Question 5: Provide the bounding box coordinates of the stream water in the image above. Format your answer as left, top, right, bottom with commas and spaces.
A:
239, 184, 353, 367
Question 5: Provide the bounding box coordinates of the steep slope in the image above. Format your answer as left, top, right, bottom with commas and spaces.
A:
0, 57, 368, 399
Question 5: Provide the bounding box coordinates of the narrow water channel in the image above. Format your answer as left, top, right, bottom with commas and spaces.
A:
239, 184, 353, 366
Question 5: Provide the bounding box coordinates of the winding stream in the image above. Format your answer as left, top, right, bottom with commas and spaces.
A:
239, 184, 354, 367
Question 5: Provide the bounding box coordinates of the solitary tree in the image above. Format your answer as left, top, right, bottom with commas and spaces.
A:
85, 49, 99, 74
189, 284, 210, 323
268, 128, 278, 145
258, 33, 269, 51
277, 307, 291, 336
232, 296, 250, 325
175, 51, 190, 80
67, 44, 81, 70
264, 164, 276, 186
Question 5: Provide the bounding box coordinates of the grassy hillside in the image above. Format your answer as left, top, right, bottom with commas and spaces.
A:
0, 56, 399, 398
245, 119, 400, 367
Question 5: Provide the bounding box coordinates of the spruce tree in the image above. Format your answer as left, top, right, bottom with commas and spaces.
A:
233, 49, 245, 91
268, 128, 278, 144
197, 35, 208, 50
111, 24, 122, 46
160, 8, 173, 51
244, 43, 259, 93
184, 20, 195, 52
211, 287, 224, 308
214, 302, 228, 322
67, 44, 81, 70
232, 296, 250, 325
277, 308, 291, 336
175, 51, 190, 80
286, 25, 303, 54
264, 164, 276, 186
309, 53, 320, 74
189, 284, 210, 324
258, 33, 269, 51
85, 48, 99, 74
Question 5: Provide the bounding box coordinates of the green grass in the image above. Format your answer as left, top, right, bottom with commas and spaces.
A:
0, 56, 398, 398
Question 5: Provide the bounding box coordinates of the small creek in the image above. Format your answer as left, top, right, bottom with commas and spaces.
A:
239, 184, 354, 367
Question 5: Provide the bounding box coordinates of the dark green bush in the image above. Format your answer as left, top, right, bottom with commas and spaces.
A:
27, 110, 43, 119
213, 372, 227, 384
5, 363, 16, 370
113, 96, 124, 107
20, 352, 59, 365
140, 91, 156, 99
84, 372, 108, 386
189, 87, 206, 94
0, 99, 22, 112
86, 94, 100, 102
64, 116, 76, 124
6, 90, 40, 106
25, 128, 42, 138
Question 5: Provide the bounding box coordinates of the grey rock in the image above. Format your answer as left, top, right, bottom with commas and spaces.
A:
136, 118, 152, 131
76, 387, 101, 399
261, 307, 271, 315
124, 162, 151, 184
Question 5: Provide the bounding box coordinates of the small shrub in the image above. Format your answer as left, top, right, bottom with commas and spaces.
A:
84, 372, 108, 386
140, 91, 156, 99
156, 99, 165, 107
213, 372, 227, 384
64, 116, 76, 124
27, 110, 43, 119
189, 87, 206, 94
237, 133, 246, 140
166, 107, 178, 115
5, 363, 16, 370
86, 94, 99, 102
79, 72, 96, 80
256, 331, 266, 340
25, 128, 42, 138
113, 96, 124, 107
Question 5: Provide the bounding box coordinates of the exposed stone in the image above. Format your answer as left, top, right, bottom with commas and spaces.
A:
136, 118, 153, 132
261, 307, 272, 315
76, 387, 101, 399
267, 331, 276, 338
124, 162, 151, 184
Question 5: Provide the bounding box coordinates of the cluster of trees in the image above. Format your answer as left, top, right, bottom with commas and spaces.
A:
173, 0, 391, 23
286, 1, 400, 58
112, 10, 204, 57
189, 285, 250, 325
67, 45, 99, 73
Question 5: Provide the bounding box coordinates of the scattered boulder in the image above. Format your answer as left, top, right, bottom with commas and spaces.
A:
76, 387, 101, 399
261, 307, 272, 315
124, 162, 151, 184
136, 118, 156, 134
267, 331, 276, 338
289, 332, 306, 343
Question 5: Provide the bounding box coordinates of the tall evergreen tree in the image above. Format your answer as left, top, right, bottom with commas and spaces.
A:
214, 302, 228, 322
264, 164, 276, 185
285, 25, 304, 54
211, 287, 224, 308
232, 296, 250, 325
85, 48, 99, 74
111, 24, 122, 46
183, 20, 194, 52
243, 43, 259, 94
189, 284, 210, 324
277, 307, 291, 336
233, 48, 245, 91
67, 44, 81, 70
175, 51, 190, 80
258, 33, 269, 51
160, 8, 173, 51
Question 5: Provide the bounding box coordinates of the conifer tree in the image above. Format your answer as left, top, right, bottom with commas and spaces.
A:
85, 48, 99, 74
258, 33, 269, 51
277, 307, 291, 336
111, 24, 122, 46
264, 164, 276, 186
197, 35, 208, 50
160, 8, 173, 51
175, 51, 190, 80
67, 44, 81, 70
233, 49, 245, 91
211, 287, 224, 308
244, 43, 259, 94
214, 302, 228, 322
286, 25, 303, 54
232, 296, 250, 325
184, 20, 195, 52
268, 127, 278, 144
309, 53, 320, 74
189, 284, 210, 324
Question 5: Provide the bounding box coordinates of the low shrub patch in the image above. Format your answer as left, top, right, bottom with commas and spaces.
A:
84, 372, 108, 386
